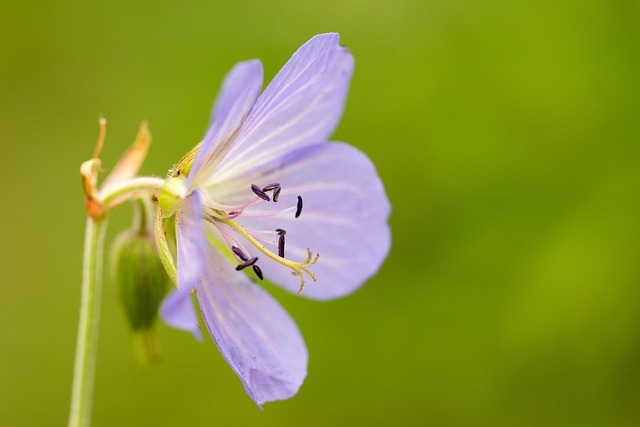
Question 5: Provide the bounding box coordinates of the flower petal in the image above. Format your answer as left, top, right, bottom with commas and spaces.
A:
175, 192, 208, 288
160, 287, 202, 342
188, 60, 264, 189
196, 238, 308, 406
228, 142, 391, 300
207, 33, 354, 185
160, 192, 207, 340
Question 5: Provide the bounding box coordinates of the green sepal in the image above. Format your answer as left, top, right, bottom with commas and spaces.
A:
154, 208, 177, 284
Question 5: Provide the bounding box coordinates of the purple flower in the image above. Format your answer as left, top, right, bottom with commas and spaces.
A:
157, 33, 390, 406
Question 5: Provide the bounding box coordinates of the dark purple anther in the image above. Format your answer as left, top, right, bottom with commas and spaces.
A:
295, 195, 303, 218
262, 183, 280, 191
252, 265, 264, 280
251, 184, 270, 201
235, 257, 258, 271
262, 182, 281, 203
278, 233, 286, 258
232, 246, 248, 261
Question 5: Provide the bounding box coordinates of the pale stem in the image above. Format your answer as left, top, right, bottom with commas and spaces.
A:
68, 216, 108, 427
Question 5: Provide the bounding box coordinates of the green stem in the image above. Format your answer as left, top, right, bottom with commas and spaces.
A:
68, 217, 108, 427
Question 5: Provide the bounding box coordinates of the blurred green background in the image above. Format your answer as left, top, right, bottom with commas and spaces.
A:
2, 0, 640, 426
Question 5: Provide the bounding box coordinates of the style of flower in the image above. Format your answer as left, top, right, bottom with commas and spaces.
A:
156, 33, 391, 407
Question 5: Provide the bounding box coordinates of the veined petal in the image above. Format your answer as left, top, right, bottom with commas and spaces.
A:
176, 192, 208, 288
227, 142, 391, 300
196, 239, 308, 406
160, 287, 202, 342
160, 191, 207, 339
206, 33, 354, 185
188, 60, 264, 188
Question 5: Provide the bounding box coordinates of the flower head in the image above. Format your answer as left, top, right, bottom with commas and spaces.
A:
157, 33, 390, 406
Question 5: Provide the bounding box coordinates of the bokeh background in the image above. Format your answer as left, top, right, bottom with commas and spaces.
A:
2, 0, 640, 426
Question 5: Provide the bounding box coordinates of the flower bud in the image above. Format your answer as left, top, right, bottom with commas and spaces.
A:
111, 229, 170, 364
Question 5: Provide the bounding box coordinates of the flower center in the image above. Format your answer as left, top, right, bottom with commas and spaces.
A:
206, 182, 319, 294
159, 174, 320, 293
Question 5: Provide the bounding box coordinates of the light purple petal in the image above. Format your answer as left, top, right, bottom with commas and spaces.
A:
175, 192, 208, 288
160, 287, 202, 341
229, 142, 391, 300
208, 33, 354, 185
188, 60, 264, 189
160, 192, 207, 339
195, 239, 308, 406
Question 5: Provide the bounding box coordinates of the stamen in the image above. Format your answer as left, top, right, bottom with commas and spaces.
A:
295, 195, 303, 218
217, 218, 319, 292
235, 257, 258, 271
232, 205, 296, 219
251, 184, 270, 201
252, 265, 264, 280
209, 218, 245, 253
261, 182, 282, 203
278, 233, 286, 258
206, 192, 266, 219
232, 245, 248, 262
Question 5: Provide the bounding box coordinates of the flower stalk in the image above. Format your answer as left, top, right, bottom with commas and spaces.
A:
68, 216, 108, 427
